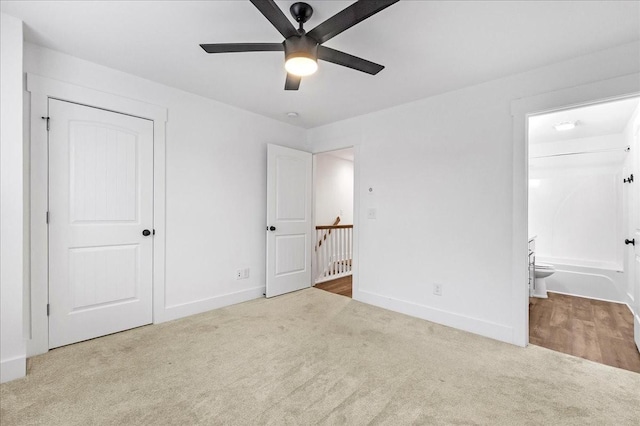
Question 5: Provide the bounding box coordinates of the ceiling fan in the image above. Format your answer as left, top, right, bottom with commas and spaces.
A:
200, 0, 399, 90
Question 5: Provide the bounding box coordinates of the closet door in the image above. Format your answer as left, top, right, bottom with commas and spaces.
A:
48, 99, 154, 348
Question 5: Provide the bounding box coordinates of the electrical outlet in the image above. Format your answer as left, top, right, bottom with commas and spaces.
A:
433, 283, 442, 296
367, 208, 377, 219
236, 269, 242, 280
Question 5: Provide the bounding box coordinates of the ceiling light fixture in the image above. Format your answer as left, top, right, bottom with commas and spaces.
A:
287, 112, 299, 118
284, 35, 319, 77
285, 56, 318, 77
553, 121, 577, 131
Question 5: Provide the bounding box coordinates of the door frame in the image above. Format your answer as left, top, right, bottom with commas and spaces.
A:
27, 74, 167, 356
311, 145, 359, 298
510, 73, 640, 347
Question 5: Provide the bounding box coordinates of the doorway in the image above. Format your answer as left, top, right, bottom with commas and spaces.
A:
526, 97, 640, 372
312, 148, 355, 298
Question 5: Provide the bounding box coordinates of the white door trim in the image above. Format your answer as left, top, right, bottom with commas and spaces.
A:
510, 72, 640, 347
27, 74, 167, 356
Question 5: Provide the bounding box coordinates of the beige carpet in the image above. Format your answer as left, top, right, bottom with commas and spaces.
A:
1, 288, 639, 425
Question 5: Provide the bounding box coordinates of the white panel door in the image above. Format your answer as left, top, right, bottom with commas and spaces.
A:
266, 144, 312, 298
632, 123, 640, 352
48, 99, 154, 348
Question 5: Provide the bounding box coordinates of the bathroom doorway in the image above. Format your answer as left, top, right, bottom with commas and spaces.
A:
312, 148, 355, 298
526, 96, 640, 372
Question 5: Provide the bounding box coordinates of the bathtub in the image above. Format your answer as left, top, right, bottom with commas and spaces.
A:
536, 257, 626, 303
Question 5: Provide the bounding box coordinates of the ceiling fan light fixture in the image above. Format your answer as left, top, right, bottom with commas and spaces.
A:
200, 0, 400, 90
285, 55, 318, 76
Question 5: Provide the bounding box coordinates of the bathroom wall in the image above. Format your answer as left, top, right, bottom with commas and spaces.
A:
314, 152, 354, 226
529, 132, 630, 302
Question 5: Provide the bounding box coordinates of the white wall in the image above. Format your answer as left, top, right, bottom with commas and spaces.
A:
23, 44, 306, 332
308, 41, 640, 345
0, 13, 26, 383
314, 152, 354, 226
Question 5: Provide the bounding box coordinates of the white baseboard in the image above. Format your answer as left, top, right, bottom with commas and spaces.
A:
1, 355, 26, 383
355, 289, 514, 345
157, 286, 265, 324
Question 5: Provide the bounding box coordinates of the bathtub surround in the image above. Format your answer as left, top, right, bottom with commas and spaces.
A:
542, 264, 628, 303
529, 134, 626, 271
2, 288, 639, 425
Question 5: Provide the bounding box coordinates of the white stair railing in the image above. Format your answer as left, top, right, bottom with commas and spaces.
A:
314, 224, 353, 283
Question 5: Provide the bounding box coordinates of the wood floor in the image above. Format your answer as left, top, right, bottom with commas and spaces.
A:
530, 292, 640, 373
314, 275, 352, 298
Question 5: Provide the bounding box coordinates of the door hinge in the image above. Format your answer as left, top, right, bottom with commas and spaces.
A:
623, 174, 634, 184
46, 211, 49, 224
41, 116, 50, 131
46, 303, 50, 316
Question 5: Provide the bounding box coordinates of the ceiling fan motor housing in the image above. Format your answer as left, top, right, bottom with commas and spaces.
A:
284, 36, 318, 62
290, 2, 313, 24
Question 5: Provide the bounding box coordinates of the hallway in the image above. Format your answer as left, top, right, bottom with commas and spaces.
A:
314, 275, 352, 298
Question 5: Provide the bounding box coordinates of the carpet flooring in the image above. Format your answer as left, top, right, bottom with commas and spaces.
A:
1, 288, 639, 425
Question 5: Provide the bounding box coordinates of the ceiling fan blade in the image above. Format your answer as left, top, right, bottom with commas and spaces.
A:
318, 46, 384, 75
285, 73, 301, 90
200, 43, 284, 53
307, 0, 399, 44
250, 0, 298, 39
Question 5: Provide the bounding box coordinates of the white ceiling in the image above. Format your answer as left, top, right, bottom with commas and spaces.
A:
529, 97, 640, 144
2, 1, 639, 128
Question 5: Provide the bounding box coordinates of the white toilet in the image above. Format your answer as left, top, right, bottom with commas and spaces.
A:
533, 263, 555, 298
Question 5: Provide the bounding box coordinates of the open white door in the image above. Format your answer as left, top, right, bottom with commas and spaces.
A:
633, 213, 640, 352
631, 122, 640, 352
266, 144, 312, 298
48, 99, 154, 348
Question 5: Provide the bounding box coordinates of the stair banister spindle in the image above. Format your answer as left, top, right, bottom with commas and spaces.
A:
314, 223, 353, 284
